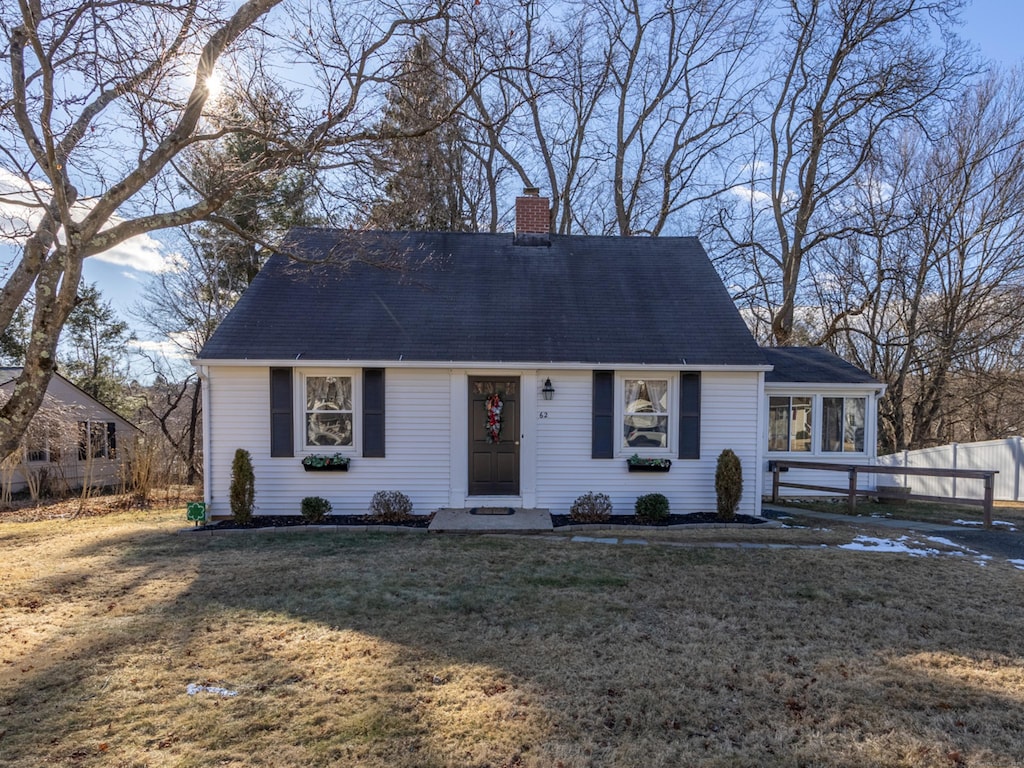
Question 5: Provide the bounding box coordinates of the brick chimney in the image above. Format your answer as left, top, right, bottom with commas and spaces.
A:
515, 187, 551, 245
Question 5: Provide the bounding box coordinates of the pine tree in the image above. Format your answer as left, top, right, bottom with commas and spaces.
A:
186, 94, 321, 295
367, 35, 469, 232
61, 284, 135, 415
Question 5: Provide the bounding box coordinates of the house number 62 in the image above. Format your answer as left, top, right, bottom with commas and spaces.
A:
538, 411, 549, 419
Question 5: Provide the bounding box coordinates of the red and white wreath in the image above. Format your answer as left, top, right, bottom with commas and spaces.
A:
485, 393, 503, 443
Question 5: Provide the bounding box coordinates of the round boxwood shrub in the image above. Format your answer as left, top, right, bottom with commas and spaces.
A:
301, 496, 332, 523
715, 448, 743, 521
369, 490, 414, 523
229, 448, 255, 524
635, 492, 669, 522
570, 492, 613, 523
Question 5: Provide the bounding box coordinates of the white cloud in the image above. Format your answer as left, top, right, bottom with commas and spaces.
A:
727, 184, 773, 206
133, 338, 191, 361
91, 231, 169, 273
0, 167, 172, 274
737, 160, 771, 178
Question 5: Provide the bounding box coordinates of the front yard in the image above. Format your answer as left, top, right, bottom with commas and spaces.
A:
2, 502, 1024, 767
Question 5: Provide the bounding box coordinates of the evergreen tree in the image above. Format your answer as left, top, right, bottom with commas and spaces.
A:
187, 96, 321, 295
367, 35, 469, 232
0, 305, 30, 365
61, 284, 135, 414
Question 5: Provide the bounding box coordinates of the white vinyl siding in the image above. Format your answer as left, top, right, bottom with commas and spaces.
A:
534, 370, 761, 517
204, 366, 765, 519
205, 366, 451, 517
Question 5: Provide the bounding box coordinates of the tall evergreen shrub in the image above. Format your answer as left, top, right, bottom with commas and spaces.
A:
715, 449, 743, 521
230, 448, 255, 524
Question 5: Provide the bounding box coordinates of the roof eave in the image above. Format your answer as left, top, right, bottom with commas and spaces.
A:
193, 358, 773, 372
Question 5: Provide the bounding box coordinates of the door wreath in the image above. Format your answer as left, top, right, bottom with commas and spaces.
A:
485, 393, 503, 443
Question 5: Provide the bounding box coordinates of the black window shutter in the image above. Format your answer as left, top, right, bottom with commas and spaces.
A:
78, 422, 88, 461
107, 422, 117, 459
592, 370, 615, 459
679, 372, 701, 460
362, 368, 385, 458
269, 368, 294, 457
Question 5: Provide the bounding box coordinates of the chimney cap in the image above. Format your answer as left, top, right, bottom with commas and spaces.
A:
522, 186, 541, 197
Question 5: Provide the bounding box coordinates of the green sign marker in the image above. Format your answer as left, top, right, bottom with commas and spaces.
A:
186, 502, 207, 524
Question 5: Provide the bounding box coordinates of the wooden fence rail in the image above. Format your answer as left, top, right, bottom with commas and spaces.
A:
769, 460, 998, 529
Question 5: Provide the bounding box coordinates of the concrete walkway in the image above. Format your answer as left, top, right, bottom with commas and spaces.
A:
429, 507, 553, 533
762, 505, 963, 533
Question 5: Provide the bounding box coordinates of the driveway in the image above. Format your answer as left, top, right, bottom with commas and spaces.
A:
763, 505, 1024, 561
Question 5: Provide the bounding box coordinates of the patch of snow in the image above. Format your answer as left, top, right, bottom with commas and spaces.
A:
1009, 559, 1024, 571
187, 683, 238, 697
571, 536, 618, 545
925, 536, 977, 553
952, 519, 1017, 530
838, 535, 940, 557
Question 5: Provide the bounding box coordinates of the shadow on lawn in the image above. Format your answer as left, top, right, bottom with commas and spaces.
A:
5, 524, 1024, 767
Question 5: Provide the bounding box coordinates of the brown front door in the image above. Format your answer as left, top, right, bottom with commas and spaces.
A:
468, 377, 520, 496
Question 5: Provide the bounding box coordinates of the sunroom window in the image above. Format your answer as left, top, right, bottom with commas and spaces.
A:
821, 397, 866, 453
623, 378, 669, 448
768, 396, 812, 452
305, 375, 353, 447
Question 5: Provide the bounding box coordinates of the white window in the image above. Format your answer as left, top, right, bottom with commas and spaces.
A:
766, 394, 868, 455
26, 445, 51, 463
78, 421, 116, 460
621, 376, 672, 451
821, 397, 866, 453
768, 396, 812, 452
303, 374, 354, 448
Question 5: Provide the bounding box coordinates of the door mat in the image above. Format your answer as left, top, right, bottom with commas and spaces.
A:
469, 507, 516, 516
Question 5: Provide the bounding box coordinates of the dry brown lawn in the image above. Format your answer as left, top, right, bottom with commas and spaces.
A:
2, 502, 1024, 767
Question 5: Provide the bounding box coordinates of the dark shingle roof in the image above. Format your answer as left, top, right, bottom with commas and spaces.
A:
763, 347, 879, 385
198, 228, 766, 366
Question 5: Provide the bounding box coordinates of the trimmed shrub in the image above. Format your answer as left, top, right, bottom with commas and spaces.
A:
369, 490, 414, 523
229, 448, 255, 524
301, 496, 332, 523
635, 492, 669, 522
570, 492, 613, 523
715, 448, 743, 521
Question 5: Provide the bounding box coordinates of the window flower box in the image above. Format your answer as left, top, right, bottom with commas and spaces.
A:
626, 454, 671, 472
302, 454, 350, 472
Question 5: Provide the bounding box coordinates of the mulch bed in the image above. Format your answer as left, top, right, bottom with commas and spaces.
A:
550, 512, 767, 527
200, 511, 767, 530
200, 514, 434, 530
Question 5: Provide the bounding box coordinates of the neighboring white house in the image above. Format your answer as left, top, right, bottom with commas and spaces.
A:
0, 368, 139, 496
195, 192, 880, 519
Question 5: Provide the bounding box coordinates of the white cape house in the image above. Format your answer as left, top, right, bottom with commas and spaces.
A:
195, 192, 881, 519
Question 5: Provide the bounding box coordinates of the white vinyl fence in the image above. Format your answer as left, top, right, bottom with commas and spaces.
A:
876, 437, 1024, 502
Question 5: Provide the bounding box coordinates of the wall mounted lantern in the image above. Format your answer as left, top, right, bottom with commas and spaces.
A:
541, 378, 555, 401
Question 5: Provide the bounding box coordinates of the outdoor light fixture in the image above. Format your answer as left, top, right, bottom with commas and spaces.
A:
542, 378, 555, 400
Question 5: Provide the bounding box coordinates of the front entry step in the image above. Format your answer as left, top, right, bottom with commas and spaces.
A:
429, 508, 552, 533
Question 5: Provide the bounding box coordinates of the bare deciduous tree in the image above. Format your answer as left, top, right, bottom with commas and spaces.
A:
0, 0, 450, 459
714, 0, 970, 346
824, 71, 1024, 450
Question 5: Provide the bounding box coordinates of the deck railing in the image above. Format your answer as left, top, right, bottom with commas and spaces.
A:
768, 460, 998, 529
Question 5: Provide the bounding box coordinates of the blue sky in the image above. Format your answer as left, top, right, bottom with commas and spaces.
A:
26, 1, 1024, 363
961, 1, 1024, 66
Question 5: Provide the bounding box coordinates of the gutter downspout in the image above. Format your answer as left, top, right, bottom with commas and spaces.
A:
754, 369, 766, 517
197, 364, 213, 515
